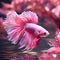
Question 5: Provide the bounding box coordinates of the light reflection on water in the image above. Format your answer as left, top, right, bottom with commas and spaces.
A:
10, 54, 38, 60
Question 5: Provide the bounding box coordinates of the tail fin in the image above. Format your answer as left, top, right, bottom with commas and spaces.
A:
3, 11, 25, 44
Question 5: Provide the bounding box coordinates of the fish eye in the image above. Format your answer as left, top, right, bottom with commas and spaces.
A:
44, 32, 46, 35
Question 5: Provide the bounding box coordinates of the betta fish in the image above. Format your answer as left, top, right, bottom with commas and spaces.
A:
3, 11, 49, 51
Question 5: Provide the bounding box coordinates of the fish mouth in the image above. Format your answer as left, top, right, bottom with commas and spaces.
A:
39, 32, 50, 37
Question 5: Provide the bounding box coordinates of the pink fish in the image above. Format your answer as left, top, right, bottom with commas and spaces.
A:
3, 11, 49, 51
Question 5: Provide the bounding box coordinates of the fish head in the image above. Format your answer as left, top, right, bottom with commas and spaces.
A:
25, 23, 49, 38
34, 25, 50, 38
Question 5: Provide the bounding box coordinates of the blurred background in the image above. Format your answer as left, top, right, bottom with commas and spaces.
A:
0, 0, 60, 60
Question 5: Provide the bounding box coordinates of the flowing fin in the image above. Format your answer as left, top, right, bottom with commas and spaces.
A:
19, 11, 38, 24
3, 11, 42, 51
18, 30, 39, 51
3, 11, 25, 44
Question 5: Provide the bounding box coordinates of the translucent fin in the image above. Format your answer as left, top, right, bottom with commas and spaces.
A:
3, 11, 25, 44
18, 30, 39, 51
